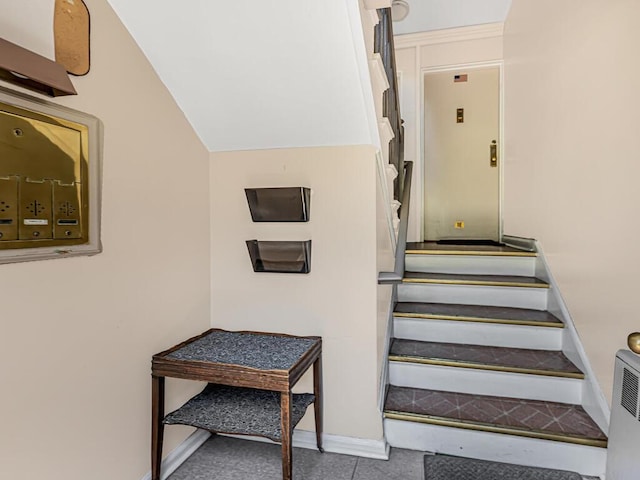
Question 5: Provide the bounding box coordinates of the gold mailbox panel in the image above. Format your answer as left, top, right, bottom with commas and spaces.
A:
0, 175, 18, 241
0, 101, 88, 249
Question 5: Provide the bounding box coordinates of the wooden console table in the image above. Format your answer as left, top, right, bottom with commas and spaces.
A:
151, 329, 323, 480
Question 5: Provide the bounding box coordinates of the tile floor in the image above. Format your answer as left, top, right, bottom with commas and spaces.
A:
167, 435, 424, 480
167, 434, 600, 480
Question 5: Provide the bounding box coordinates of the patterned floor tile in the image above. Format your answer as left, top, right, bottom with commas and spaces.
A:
384, 386, 606, 441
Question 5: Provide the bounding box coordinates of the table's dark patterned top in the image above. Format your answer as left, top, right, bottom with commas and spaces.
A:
165, 330, 318, 371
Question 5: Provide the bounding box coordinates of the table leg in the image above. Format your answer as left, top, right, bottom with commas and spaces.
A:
151, 375, 165, 480
281, 391, 293, 480
313, 356, 324, 453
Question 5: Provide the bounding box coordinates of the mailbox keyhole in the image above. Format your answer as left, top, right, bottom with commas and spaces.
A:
12, 128, 23, 137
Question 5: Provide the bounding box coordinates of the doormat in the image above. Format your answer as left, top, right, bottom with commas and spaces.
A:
436, 239, 504, 246
424, 455, 582, 480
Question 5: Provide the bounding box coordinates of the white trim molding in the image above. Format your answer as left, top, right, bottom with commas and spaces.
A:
533, 241, 611, 433
369, 53, 390, 120
378, 292, 396, 411
140, 429, 211, 480
140, 428, 389, 480
221, 430, 390, 460
346, 0, 382, 149
378, 117, 395, 146
363, 0, 392, 10
293, 430, 389, 460
377, 149, 398, 251
394, 22, 504, 49
367, 8, 380, 27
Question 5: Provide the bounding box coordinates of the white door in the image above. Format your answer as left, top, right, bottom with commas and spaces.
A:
424, 67, 500, 241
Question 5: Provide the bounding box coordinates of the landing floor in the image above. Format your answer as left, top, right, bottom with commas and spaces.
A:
406, 241, 530, 255
167, 435, 599, 480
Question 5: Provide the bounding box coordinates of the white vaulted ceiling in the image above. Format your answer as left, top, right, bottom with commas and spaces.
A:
106, 0, 377, 153
105, 0, 512, 153
2, 1, 513, 153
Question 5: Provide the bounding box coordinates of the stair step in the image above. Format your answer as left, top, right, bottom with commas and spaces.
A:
405, 252, 536, 276
394, 302, 563, 328
406, 241, 536, 257
389, 339, 583, 378
388, 361, 582, 404
398, 282, 548, 309
403, 272, 549, 288
384, 385, 607, 448
384, 414, 606, 477
393, 317, 562, 351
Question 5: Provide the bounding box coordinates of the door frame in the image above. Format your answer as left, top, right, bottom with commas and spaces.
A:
417, 61, 505, 242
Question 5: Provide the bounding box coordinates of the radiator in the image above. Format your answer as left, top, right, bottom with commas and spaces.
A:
606, 350, 640, 480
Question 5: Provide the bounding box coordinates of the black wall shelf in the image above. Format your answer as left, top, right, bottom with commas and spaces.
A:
246, 240, 311, 274
245, 187, 310, 222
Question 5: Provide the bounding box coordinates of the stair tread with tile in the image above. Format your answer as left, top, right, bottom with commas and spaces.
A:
394, 302, 563, 327
386, 239, 607, 476
389, 338, 583, 378
403, 271, 549, 288
384, 385, 607, 447
406, 241, 536, 257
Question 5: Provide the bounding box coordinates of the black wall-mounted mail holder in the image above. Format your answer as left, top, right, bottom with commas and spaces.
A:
245, 187, 310, 222
246, 240, 311, 274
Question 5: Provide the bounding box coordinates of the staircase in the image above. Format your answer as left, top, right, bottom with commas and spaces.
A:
383, 242, 608, 477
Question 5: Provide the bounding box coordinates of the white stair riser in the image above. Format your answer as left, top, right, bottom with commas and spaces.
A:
388, 362, 582, 404
397, 283, 548, 310
384, 419, 606, 477
393, 317, 563, 350
405, 254, 536, 277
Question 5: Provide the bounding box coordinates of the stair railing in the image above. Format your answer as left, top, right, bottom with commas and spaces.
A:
374, 7, 410, 284
375, 7, 405, 201
378, 160, 413, 285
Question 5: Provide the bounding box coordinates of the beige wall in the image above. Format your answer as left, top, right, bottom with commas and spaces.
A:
376, 174, 395, 393
395, 27, 504, 242
504, 0, 640, 401
209, 145, 384, 439
0, 1, 211, 479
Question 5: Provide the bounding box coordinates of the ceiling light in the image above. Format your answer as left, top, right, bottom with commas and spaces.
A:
391, 0, 410, 22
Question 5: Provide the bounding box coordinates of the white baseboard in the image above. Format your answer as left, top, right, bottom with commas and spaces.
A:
221, 429, 390, 460
140, 428, 389, 480
378, 291, 396, 411
140, 429, 211, 480
293, 429, 390, 460
533, 240, 611, 434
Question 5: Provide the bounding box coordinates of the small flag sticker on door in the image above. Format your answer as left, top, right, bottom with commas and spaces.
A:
454, 74, 468, 82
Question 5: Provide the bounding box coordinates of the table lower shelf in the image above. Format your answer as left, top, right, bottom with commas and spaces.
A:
163, 383, 315, 442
